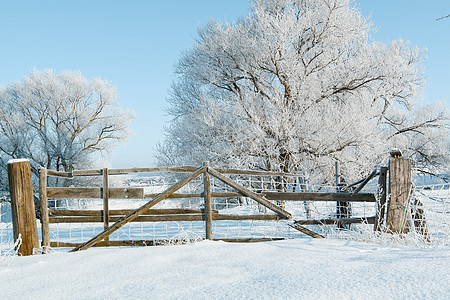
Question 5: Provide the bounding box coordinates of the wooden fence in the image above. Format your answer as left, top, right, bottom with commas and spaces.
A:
42, 162, 377, 251
7, 152, 422, 255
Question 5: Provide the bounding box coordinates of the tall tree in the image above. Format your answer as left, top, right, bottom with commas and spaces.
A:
0, 69, 134, 181
158, 0, 448, 182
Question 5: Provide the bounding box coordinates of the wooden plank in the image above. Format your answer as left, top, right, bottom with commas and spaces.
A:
50, 214, 206, 223
341, 177, 366, 191
261, 192, 376, 202
146, 191, 374, 201
294, 216, 375, 225
203, 162, 213, 240
76, 166, 297, 176
143, 192, 242, 199
52, 238, 286, 248
108, 166, 199, 175
70, 166, 206, 252
47, 187, 100, 198
49, 213, 278, 223
385, 158, 411, 234
213, 168, 297, 177
47, 189, 237, 200
214, 214, 279, 221
210, 192, 243, 198
207, 167, 291, 219
52, 239, 188, 248
288, 224, 325, 238
109, 188, 144, 199
46, 169, 73, 178
351, 169, 378, 196
8, 159, 40, 256
213, 238, 285, 243
59, 166, 201, 177
39, 168, 50, 253
47, 187, 144, 199
48, 208, 219, 217
72, 169, 102, 176
102, 168, 109, 241
374, 167, 388, 231
52, 165, 299, 177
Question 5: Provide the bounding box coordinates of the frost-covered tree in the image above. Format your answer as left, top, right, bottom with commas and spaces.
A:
0, 69, 134, 181
158, 0, 448, 183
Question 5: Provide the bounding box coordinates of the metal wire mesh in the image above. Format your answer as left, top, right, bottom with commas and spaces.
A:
1, 172, 448, 252
45, 173, 378, 244
0, 200, 15, 257
411, 183, 450, 246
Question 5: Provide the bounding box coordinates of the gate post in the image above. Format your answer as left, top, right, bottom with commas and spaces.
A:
203, 162, 213, 240
374, 166, 388, 231
8, 159, 39, 256
335, 161, 350, 229
385, 151, 411, 234
102, 168, 110, 242
39, 168, 50, 253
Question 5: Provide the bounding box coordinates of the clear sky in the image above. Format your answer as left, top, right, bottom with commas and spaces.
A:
0, 0, 449, 168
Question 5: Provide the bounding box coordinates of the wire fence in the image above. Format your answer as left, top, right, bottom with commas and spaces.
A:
1, 174, 449, 255
411, 183, 450, 247
0, 194, 15, 258
32, 173, 380, 247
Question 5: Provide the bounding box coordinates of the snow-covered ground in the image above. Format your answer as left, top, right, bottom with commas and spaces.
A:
0, 181, 448, 298
0, 238, 449, 299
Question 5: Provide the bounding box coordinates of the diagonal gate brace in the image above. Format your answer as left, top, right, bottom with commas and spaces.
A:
288, 223, 325, 238
70, 166, 206, 252
207, 167, 291, 219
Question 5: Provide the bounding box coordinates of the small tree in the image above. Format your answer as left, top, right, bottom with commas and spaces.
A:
0, 69, 134, 184
157, 0, 448, 183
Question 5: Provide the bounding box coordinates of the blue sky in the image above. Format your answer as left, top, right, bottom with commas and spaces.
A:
0, 0, 448, 168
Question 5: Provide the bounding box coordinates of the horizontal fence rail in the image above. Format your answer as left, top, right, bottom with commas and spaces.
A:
47, 166, 300, 178
47, 187, 144, 199
47, 188, 376, 202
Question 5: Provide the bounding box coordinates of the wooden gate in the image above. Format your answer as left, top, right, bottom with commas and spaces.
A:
37, 162, 380, 252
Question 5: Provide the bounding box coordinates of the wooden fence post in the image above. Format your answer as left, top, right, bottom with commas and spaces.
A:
374, 166, 388, 231
335, 161, 351, 229
39, 168, 50, 253
203, 162, 213, 240
385, 153, 411, 234
102, 168, 109, 242
8, 159, 39, 256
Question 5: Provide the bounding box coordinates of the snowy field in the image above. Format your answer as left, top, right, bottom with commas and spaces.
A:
0, 181, 448, 299
0, 238, 449, 299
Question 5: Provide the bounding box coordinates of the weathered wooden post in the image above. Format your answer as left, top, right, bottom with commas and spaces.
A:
335, 161, 351, 229
203, 162, 213, 240
374, 166, 388, 231
102, 168, 110, 242
39, 168, 50, 253
8, 159, 39, 256
385, 150, 411, 234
